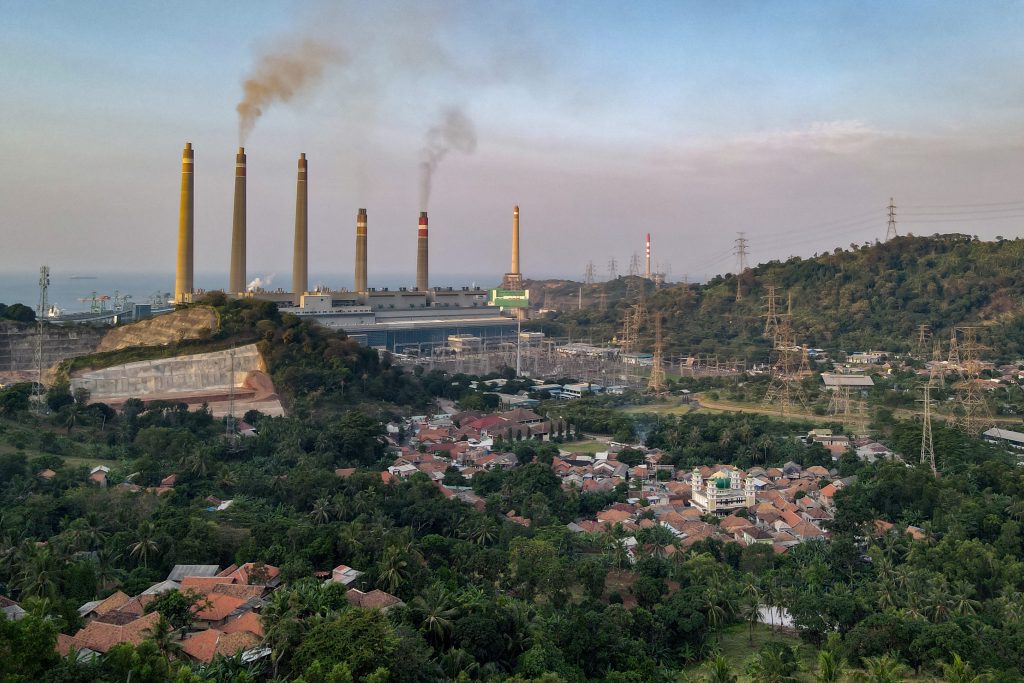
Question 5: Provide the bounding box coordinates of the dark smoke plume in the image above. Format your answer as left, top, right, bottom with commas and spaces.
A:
419, 107, 477, 209
237, 39, 345, 144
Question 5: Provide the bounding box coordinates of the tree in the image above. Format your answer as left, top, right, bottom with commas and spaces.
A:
814, 650, 846, 683
144, 614, 183, 659
128, 521, 159, 568
144, 589, 209, 630
376, 545, 410, 595
939, 653, 989, 683
0, 613, 59, 680
292, 609, 399, 679
851, 655, 909, 683
412, 584, 458, 647
703, 654, 737, 683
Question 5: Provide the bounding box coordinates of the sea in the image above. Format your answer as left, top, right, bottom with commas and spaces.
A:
0, 270, 503, 315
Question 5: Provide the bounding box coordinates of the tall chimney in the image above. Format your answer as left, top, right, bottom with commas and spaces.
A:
645, 233, 651, 280
229, 147, 247, 294
292, 153, 308, 301
416, 211, 428, 291
355, 208, 367, 293
511, 205, 520, 275
174, 142, 194, 304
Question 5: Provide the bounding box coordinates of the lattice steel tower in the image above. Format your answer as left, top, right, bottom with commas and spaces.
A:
885, 198, 898, 241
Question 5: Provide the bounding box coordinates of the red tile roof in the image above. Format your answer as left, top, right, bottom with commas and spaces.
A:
180, 628, 261, 664
67, 611, 162, 654
219, 610, 264, 637
194, 593, 248, 623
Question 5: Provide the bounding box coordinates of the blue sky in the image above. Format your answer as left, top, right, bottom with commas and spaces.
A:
2, 1, 1024, 287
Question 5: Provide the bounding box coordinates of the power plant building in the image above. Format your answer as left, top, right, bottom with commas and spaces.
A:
173, 145, 518, 352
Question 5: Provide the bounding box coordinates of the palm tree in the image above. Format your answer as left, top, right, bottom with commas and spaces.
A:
377, 546, 410, 594
740, 595, 760, 645
94, 547, 125, 590
310, 496, 333, 525
145, 615, 182, 659
851, 654, 908, 683
127, 521, 159, 568
412, 585, 458, 647
950, 581, 981, 617
747, 647, 799, 683
462, 519, 498, 546
17, 544, 61, 600
814, 650, 846, 683
704, 654, 737, 683
940, 653, 990, 683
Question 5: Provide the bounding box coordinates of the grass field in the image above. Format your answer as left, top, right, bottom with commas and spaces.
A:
62, 454, 120, 470
559, 440, 609, 454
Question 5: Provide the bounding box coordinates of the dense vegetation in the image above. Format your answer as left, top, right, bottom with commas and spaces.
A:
533, 234, 1024, 361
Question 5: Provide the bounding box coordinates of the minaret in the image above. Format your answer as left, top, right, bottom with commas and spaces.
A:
174, 142, 194, 304
416, 211, 429, 291
229, 147, 246, 294
355, 208, 368, 293
292, 153, 308, 302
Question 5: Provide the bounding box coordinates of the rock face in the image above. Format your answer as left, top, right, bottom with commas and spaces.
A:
70, 344, 284, 417
0, 322, 103, 378
96, 307, 219, 353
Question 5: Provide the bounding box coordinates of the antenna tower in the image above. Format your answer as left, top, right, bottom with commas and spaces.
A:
920, 382, 937, 477
584, 261, 595, 285
885, 198, 898, 241
647, 314, 667, 393
734, 232, 749, 300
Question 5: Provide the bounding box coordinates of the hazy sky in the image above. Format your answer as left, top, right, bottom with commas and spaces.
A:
3, 0, 1024, 288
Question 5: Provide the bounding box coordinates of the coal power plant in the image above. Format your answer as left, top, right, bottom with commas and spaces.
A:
173, 143, 521, 352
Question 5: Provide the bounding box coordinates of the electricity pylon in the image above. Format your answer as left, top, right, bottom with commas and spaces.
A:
763, 285, 781, 346
920, 383, 937, 477
647, 314, 667, 393
885, 198, 898, 241
734, 232, 749, 300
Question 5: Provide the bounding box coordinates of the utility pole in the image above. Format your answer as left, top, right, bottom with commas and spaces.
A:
885, 198, 898, 241
734, 232, 749, 300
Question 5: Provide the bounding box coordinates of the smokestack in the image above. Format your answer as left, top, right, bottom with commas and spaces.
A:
355, 208, 367, 293
175, 142, 194, 304
416, 211, 428, 291
292, 153, 308, 301
645, 233, 651, 280
229, 147, 247, 294
511, 205, 520, 275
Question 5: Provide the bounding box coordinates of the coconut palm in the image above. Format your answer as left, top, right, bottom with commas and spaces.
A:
814, 650, 846, 683
950, 581, 981, 617
940, 653, 990, 683
145, 615, 182, 659
94, 547, 125, 590
704, 654, 737, 683
412, 585, 458, 646
127, 521, 159, 568
17, 544, 61, 600
462, 518, 498, 546
747, 647, 799, 683
377, 545, 410, 594
851, 654, 908, 683
309, 496, 332, 525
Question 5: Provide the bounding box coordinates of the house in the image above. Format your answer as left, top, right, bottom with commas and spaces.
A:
346, 589, 403, 611
88, 466, 109, 487
58, 611, 161, 656
37, 468, 57, 480
741, 527, 774, 545
689, 468, 756, 516
330, 564, 364, 586
192, 593, 251, 630
0, 595, 26, 621
983, 427, 1024, 452
168, 565, 221, 582
180, 628, 262, 664
78, 590, 132, 620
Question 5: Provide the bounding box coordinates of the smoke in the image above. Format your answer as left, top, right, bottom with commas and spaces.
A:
418, 107, 478, 210
236, 39, 346, 144
246, 274, 275, 292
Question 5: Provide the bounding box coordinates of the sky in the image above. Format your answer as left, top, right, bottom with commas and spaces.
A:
2, 0, 1024, 289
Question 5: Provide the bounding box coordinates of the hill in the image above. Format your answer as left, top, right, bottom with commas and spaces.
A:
528, 234, 1024, 361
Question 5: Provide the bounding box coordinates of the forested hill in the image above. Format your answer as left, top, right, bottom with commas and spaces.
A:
528, 234, 1024, 361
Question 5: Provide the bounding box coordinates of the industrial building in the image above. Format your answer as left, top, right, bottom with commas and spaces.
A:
171, 143, 520, 351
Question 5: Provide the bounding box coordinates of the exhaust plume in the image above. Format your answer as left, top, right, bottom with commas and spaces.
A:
246, 274, 275, 292
237, 39, 344, 144
418, 107, 477, 210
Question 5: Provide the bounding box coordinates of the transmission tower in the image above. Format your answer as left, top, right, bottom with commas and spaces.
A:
953, 326, 992, 436
763, 285, 781, 345
34, 266, 49, 405
734, 232, 749, 300
763, 305, 807, 415
946, 327, 961, 372
928, 339, 945, 388
912, 324, 931, 359
584, 261, 595, 285
885, 198, 898, 241
647, 314, 667, 393
619, 275, 647, 355
599, 290, 608, 312
607, 257, 618, 281
628, 252, 643, 278
920, 383, 937, 477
